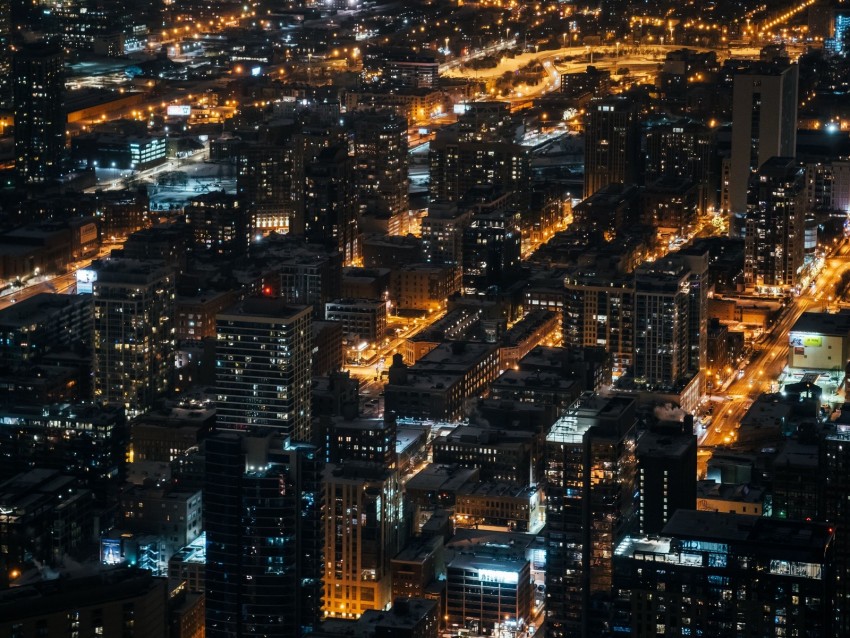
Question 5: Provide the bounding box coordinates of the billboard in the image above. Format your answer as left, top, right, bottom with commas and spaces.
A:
77, 269, 97, 294
790, 334, 823, 348
167, 105, 192, 117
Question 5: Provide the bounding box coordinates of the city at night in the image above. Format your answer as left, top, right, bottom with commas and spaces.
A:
2, 0, 850, 635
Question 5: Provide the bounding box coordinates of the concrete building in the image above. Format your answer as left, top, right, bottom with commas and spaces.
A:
0, 566, 167, 638
787, 310, 850, 371
744, 157, 806, 294
583, 96, 640, 198
445, 553, 532, 634
323, 463, 404, 618
90, 258, 176, 416
614, 512, 834, 638
728, 61, 799, 219
325, 298, 388, 342
216, 299, 312, 441
545, 394, 638, 638
385, 343, 500, 422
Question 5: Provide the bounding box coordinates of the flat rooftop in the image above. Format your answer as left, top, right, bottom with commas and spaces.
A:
791, 309, 850, 337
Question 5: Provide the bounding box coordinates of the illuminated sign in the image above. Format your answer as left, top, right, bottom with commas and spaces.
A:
101, 537, 123, 565
167, 105, 192, 116
76, 269, 97, 294
478, 569, 518, 584
790, 334, 823, 348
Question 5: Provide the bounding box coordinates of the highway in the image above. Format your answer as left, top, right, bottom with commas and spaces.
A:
699, 239, 850, 476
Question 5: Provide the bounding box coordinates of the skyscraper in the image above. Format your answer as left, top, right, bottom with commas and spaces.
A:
352, 109, 409, 233
13, 41, 65, 184
744, 157, 806, 294
90, 258, 175, 416
322, 462, 404, 618
304, 144, 359, 265
583, 96, 640, 198
216, 298, 313, 441
545, 393, 638, 638
822, 429, 850, 632
205, 431, 324, 638
633, 255, 703, 388
728, 61, 799, 219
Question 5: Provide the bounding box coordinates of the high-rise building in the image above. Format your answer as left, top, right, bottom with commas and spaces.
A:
563, 268, 634, 379
429, 134, 531, 205
0, 0, 9, 105
186, 191, 249, 256
461, 211, 522, 295
728, 62, 798, 218
13, 41, 65, 184
277, 246, 343, 318
90, 258, 175, 416
420, 203, 471, 293
583, 96, 640, 198
614, 511, 835, 638
545, 393, 638, 638
822, 430, 850, 632
215, 298, 312, 441
645, 119, 713, 185
236, 142, 292, 237
205, 431, 324, 638
744, 157, 806, 294
322, 462, 404, 619
352, 110, 409, 232
636, 423, 697, 535
304, 144, 359, 265
633, 257, 693, 388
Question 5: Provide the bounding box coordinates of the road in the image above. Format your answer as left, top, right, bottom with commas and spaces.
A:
699, 240, 850, 476
0, 242, 125, 311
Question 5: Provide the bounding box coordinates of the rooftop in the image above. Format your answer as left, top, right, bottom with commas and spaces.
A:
791, 309, 850, 337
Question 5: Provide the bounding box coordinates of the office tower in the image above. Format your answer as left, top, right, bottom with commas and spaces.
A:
563, 268, 634, 379
728, 62, 798, 218
90, 258, 175, 416
186, 191, 249, 256
635, 423, 697, 535
461, 211, 522, 295
236, 142, 292, 236
205, 431, 324, 638
744, 157, 806, 294
352, 110, 409, 233
583, 96, 640, 198
545, 394, 638, 638
304, 144, 359, 265
322, 463, 404, 618
429, 134, 531, 205
13, 41, 65, 184
614, 511, 835, 638
215, 298, 312, 441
